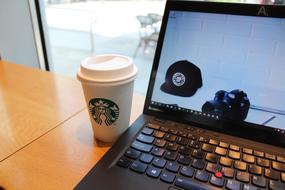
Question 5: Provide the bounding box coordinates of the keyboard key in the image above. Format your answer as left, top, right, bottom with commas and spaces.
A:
146, 123, 160, 130
153, 130, 165, 139
234, 161, 247, 171
206, 163, 220, 173
243, 184, 258, 190
201, 143, 214, 153
221, 167, 234, 178
175, 176, 209, 190
137, 134, 154, 144
160, 126, 169, 132
219, 141, 229, 148
242, 154, 255, 164
189, 140, 200, 149
210, 175, 224, 187
254, 150, 264, 158
130, 161, 147, 173
177, 137, 189, 146
146, 166, 161, 178
169, 129, 178, 135
192, 149, 205, 159
166, 142, 179, 151
252, 175, 266, 188
215, 147, 227, 156
272, 161, 285, 172
166, 161, 180, 173
229, 150, 241, 160
131, 140, 152, 153
191, 159, 206, 170
178, 146, 191, 155
177, 155, 191, 165
188, 133, 197, 140
151, 147, 165, 157
195, 170, 209, 182
265, 169, 279, 180
269, 180, 285, 190
117, 156, 132, 168
277, 156, 285, 163
199, 136, 209, 143
141, 127, 154, 135
160, 171, 175, 183
220, 156, 233, 167
178, 131, 187, 137
248, 165, 262, 175
165, 151, 178, 161
209, 139, 219, 146
139, 153, 153, 164
124, 148, 141, 159
165, 134, 177, 142
265, 153, 276, 161
230, 144, 240, 152
226, 179, 241, 190
243, 148, 253, 155
154, 139, 166, 148
236, 171, 250, 183
152, 157, 166, 168
257, 158, 270, 168
180, 166, 194, 177
205, 153, 219, 163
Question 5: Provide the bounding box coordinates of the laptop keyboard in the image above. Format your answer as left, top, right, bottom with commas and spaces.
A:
116, 122, 285, 190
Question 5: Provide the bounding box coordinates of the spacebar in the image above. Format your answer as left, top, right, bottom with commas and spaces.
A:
175, 176, 214, 190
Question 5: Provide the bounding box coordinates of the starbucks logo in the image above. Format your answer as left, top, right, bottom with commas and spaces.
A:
172, 72, 186, 86
88, 98, 119, 127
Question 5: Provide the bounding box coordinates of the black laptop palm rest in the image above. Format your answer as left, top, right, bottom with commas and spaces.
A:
75, 1, 285, 189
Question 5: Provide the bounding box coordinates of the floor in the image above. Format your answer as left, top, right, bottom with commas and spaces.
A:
45, 0, 165, 94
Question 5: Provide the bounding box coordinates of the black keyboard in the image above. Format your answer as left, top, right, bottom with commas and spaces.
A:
117, 122, 285, 190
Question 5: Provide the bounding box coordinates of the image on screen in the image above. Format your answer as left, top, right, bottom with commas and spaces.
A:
151, 10, 285, 131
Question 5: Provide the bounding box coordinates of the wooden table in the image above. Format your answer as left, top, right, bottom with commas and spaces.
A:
0, 61, 144, 190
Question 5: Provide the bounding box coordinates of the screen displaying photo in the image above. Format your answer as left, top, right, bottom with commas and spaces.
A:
151, 11, 285, 130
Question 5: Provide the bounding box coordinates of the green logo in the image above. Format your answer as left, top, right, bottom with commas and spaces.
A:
89, 98, 119, 126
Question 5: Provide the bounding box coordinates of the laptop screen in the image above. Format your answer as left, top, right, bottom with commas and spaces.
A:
146, 1, 285, 142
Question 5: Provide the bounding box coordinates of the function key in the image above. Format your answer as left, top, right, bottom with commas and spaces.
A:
229, 144, 240, 152
146, 123, 160, 130
256, 158, 270, 168
199, 136, 209, 143
272, 161, 285, 172
124, 148, 141, 159
141, 127, 154, 135
226, 179, 241, 190
265, 153, 276, 161
137, 134, 154, 144
277, 156, 285, 163
243, 148, 253, 155
219, 141, 229, 148
117, 156, 132, 168
254, 150, 264, 158
209, 139, 219, 146
130, 161, 147, 174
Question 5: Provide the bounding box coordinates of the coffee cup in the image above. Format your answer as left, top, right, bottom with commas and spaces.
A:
77, 54, 137, 142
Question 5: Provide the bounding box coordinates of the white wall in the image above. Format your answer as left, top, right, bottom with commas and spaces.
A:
0, 0, 40, 68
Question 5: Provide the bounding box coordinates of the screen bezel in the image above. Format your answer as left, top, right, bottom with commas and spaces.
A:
143, 0, 285, 148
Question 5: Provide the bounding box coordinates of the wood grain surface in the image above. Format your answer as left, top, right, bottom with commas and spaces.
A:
0, 61, 86, 161
0, 93, 144, 190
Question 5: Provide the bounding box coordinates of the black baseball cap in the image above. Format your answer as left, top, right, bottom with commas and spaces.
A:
160, 60, 203, 97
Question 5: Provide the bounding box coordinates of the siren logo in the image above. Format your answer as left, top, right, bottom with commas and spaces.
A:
172, 72, 186, 86
89, 98, 119, 127
257, 6, 268, 16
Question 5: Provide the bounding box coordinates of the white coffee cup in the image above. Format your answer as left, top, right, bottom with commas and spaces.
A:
77, 54, 137, 142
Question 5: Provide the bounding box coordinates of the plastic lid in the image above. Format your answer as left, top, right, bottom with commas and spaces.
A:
77, 54, 137, 83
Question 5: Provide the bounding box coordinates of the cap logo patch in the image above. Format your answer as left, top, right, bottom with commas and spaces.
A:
172, 72, 186, 86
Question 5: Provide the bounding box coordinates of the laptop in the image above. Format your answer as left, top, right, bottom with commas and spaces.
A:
75, 1, 285, 189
